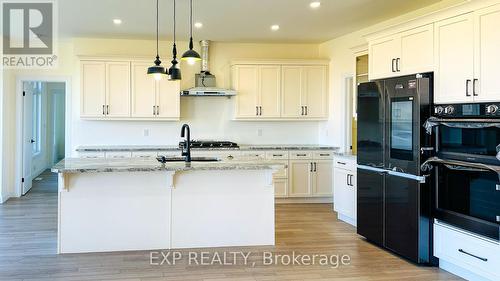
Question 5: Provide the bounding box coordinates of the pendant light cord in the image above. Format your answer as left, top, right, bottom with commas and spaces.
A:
172, 0, 177, 60
190, 0, 193, 38
155, 0, 159, 59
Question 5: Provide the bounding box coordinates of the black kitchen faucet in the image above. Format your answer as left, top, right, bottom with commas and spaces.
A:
180, 124, 191, 162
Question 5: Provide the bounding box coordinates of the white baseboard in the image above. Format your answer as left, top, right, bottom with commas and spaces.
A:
338, 213, 357, 227
275, 197, 333, 204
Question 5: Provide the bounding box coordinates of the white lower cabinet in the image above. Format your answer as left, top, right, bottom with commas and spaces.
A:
288, 158, 333, 198
273, 178, 288, 198
77, 148, 334, 200
333, 156, 357, 226
434, 222, 500, 281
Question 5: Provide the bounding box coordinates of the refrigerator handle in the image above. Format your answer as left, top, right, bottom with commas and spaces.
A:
357, 165, 388, 175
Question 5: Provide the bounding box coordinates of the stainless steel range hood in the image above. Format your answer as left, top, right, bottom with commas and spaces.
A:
181, 40, 236, 97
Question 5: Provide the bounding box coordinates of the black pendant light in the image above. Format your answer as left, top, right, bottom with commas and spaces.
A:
168, 0, 181, 80
147, 0, 166, 80
181, 0, 201, 65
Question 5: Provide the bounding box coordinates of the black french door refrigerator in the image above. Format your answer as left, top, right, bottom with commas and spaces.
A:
357, 74, 433, 264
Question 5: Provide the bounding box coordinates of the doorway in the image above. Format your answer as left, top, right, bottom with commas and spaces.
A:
21, 81, 66, 195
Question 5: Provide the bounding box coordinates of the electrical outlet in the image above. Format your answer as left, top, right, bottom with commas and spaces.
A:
143, 129, 150, 137
257, 129, 263, 137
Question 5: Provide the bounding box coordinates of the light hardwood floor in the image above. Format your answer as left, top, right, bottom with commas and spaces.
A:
0, 170, 462, 281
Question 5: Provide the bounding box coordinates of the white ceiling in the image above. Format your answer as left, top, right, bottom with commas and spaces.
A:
59, 0, 443, 43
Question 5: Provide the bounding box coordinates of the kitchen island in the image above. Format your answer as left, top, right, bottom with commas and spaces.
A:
52, 158, 284, 254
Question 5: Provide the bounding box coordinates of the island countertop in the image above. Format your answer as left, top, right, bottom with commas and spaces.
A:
75, 144, 339, 152
51, 158, 286, 174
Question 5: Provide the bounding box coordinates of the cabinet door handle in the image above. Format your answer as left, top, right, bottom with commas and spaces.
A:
259, 106, 262, 116
297, 154, 307, 157
473, 79, 478, 97
313, 162, 317, 172
310, 162, 313, 172
102, 105, 105, 115
337, 161, 346, 165
391, 59, 396, 72
273, 154, 283, 157
301, 106, 304, 116
256, 106, 259, 116
458, 249, 488, 262
396, 58, 401, 72
156, 106, 160, 115
305, 106, 308, 116
466, 79, 471, 97
153, 106, 156, 116
106, 105, 110, 115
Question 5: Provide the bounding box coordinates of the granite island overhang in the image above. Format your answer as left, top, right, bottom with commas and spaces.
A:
52, 158, 285, 254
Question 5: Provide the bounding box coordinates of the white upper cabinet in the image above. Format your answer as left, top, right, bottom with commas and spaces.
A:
233, 65, 281, 119
258, 65, 281, 118
399, 24, 434, 75
369, 35, 400, 80
81, 59, 180, 120
369, 24, 434, 80
435, 5, 500, 104
281, 65, 328, 119
281, 66, 303, 118
131, 62, 156, 118
435, 14, 475, 104
302, 66, 328, 118
81, 61, 106, 117
105, 62, 131, 117
474, 4, 500, 102
156, 78, 180, 119
232, 61, 328, 120
233, 65, 259, 118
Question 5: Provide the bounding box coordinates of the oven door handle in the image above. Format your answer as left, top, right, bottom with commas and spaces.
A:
421, 157, 500, 181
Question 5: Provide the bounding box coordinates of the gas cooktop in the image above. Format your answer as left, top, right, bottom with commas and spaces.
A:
179, 140, 239, 149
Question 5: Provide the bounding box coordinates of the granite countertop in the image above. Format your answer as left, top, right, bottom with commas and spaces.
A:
51, 158, 285, 174
75, 144, 339, 152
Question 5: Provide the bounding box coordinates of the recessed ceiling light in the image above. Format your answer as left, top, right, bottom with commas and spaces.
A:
194, 22, 203, 28
271, 25, 280, 31
113, 19, 122, 25
310, 1, 321, 8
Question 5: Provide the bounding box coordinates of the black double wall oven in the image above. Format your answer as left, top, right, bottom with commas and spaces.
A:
424, 102, 500, 241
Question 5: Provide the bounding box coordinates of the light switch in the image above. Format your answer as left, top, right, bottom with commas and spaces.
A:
143, 129, 150, 137
257, 129, 263, 137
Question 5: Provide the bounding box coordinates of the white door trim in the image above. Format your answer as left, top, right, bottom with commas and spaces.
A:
15, 75, 72, 197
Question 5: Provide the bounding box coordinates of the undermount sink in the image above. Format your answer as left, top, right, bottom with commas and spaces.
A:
156, 156, 221, 163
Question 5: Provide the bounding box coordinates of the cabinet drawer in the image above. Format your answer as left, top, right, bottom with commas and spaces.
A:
334, 157, 356, 171
240, 151, 266, 159
313, 151, 334, 160
78, 152, 105, 159
289, 152, 313, 160
191, 151, 241, 161
131, 151, 158, 159
105, 151, 132, 159
266, 151, 289, 160
434, 222, 500, 280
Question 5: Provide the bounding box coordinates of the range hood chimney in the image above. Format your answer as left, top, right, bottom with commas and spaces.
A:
181, 40, 236, 97
200, 40, 210, 74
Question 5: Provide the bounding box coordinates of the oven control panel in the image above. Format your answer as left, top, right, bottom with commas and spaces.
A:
433, 103, 500, 118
